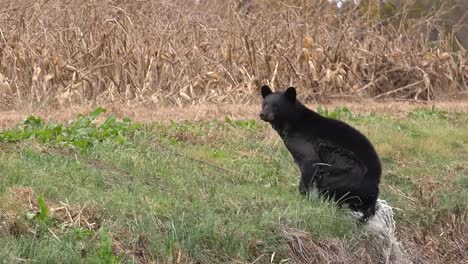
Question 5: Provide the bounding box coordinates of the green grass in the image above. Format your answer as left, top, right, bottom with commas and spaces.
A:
0, 106, 467, 263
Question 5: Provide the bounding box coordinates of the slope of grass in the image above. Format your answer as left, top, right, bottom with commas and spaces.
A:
0, 106, 467, 263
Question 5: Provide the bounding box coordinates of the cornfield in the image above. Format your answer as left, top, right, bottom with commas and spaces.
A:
0, 0, 467, 110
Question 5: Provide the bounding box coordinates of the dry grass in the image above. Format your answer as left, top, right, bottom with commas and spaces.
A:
1, 100, 467, 129
0, 187, 104, 236
0, 0, 467, 110
399, 213, 468, 264
280, 226, 413, 264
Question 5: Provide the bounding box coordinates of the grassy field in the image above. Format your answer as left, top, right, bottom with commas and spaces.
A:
0, 106, 466, 263
1, 1, 467, 262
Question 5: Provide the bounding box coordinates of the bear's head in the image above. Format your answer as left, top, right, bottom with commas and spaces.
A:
259, 85, 298, 124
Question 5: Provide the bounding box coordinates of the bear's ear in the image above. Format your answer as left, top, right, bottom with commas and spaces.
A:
261, 85, 272, 98
285, 87, 296, 102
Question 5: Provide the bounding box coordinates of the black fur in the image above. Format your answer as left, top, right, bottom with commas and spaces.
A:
260, 85, 381, 223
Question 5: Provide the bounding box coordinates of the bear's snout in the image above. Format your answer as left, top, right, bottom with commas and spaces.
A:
259, 112, 273, 122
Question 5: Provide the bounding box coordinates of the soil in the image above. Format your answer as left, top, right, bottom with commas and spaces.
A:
1, 100, 467, 129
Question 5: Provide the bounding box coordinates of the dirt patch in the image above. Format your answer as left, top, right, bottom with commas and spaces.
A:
1, 100, 467, 129
0, 187, 103, 237
0, 187, 35, 236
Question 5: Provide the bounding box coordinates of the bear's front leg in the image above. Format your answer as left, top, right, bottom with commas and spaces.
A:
298, 177, 308, 195
298, 161, 323, 195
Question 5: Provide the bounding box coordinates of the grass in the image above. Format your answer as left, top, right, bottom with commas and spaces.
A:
0, 106, 467, 263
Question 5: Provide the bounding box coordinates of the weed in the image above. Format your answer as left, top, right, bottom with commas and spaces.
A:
36, 196, 50, 224
225, 117, 258, 131
407, 105, 450, 120
94, 227, 123, 264
316, 106, 379, 122
317, 106, 355, 120
0, 107, 142, 153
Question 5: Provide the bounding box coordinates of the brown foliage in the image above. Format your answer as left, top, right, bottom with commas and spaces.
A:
0, 0, 466, 109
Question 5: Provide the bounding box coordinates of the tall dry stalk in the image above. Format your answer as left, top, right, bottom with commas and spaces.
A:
0, 0, 466, 110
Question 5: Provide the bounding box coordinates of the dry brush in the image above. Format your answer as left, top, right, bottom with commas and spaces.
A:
0, 0, 467, 110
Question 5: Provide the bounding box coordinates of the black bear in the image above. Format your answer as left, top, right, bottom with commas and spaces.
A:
259, 85, 381, 222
